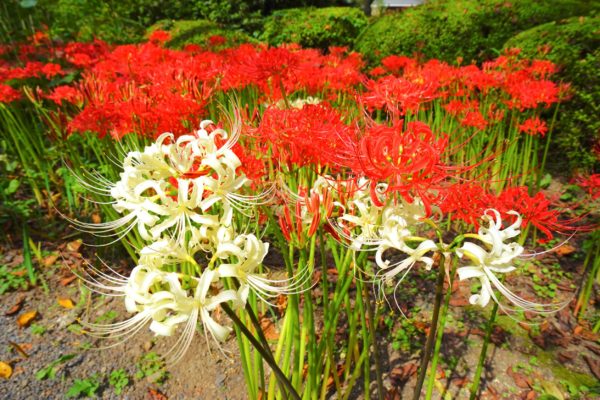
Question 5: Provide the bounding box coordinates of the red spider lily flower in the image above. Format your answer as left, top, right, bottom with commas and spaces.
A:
380, 55, 416, 75
148, 30, 172, 45
518, 117, 548, 137
504, 76, 560, 110
353, 120, 449, 203
208, 35, 227, 47
496, 187, 576, 242
438, 182, 493, 227
252, 103, 354, 169
574, 174, 600, 200
460, 110, 488, 131
45, 85, 81, 105
361, 75, 439, 116
0, 84, 21, 103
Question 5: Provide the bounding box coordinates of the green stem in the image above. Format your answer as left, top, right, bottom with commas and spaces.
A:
469, 302, 498, 400
363, 275, 384, 400
425, 258, 456, 399
412, 254, 446, 400
222, 303, 301, 400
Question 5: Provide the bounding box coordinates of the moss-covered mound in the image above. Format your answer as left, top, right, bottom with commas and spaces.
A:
261, 7, 368, 50
505, 15, 600, 172
355, 0, 599, 65
147, 20, 256, 50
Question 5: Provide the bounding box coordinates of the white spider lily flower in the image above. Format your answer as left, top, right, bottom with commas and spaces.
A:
455, 210, 563, 314
455, 241, 523, 307
376, 239, 438, 283
81, 266, 238, 364
216, 233, 313, 304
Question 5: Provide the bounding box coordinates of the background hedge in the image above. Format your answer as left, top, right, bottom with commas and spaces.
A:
354, 0, 600, 65
261, 7, 368, 49
504, 15, 600, 172
147, 20, 256, 50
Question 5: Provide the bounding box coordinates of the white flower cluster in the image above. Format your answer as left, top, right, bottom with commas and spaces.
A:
78, 121, 287, 363
333, 179, 560, 314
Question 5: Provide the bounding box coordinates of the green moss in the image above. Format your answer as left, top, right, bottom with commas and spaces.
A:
147, 20, 256, 50
261, 7, 368, 49
504, 15, 600, 172
355, 0, 600, 65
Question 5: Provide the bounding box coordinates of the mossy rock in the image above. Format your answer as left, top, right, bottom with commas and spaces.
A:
147, 20, 257, 50
354, 0, 600, 65
260, 7, 368, 49
505, 15, 600, 172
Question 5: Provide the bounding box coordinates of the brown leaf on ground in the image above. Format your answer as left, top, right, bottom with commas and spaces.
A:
452, 377, 468, 387
17, 310, 38, 328
42, 255, 58, 268
554, 244, 576, 256
525, 390, 536, 400
390, 362, 418, 383
583, 355, 600, 380
449, 295, 470, 307
60, 275, 77, 286
66, 240, 82, 252
5, 295, 25, 316
584, 343, 600, 357
276, 294, 287, 314
506, 367, 531, 389
57, 298, 75, 309
557, 350, 576, 363
0, 361, 12, 379
259, 316, 279, 341
91, 213, 101, 224
147, 389, 168, 400
8, 341, 29, 359
384, 388, 401, 400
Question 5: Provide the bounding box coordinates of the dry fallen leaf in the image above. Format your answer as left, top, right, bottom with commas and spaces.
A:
17, 310, 38, 328
42, 255, 58, 268
147, 388, 168, 400
66, 240, 82, 252
91, 213, 101, 224
60, 275, 78, 286
0, 362, 12, 379
5, 295, 25, 316
259, 316, 279, 341
58, 298, 75, 309
8, 341, 29, 359
554, 244, 576, 256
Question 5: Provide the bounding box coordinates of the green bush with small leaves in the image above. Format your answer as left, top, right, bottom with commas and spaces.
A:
147, 20, 256, 50
355, 0, 600, 65
504, 15, 600, 172
261, 7, 368, 50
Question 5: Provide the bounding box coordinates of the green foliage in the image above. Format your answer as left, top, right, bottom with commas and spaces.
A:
30, 323, 47, 336
147, 20, 256, 50
261, 7, 368, 49
42, 0, 145, 43
355, 0, 600, 65
35, 354, 76, 380
504, 15, 600, 172
66, 374, 101, 398
135, 352, 169, 384
0, 264, 29, 294
109, 368, 129, 395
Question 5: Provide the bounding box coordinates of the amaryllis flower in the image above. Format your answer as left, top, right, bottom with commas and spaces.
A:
68, 120, 250, 247
456, 209, 566, 314
81, 266, 240, 364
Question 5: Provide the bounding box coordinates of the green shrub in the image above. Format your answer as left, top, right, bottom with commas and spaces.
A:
355, 0, 600, 65
261, 7, 368, 49
504, 16, 600, 172
45, 0, 146, 43
147, 20, 256, 50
